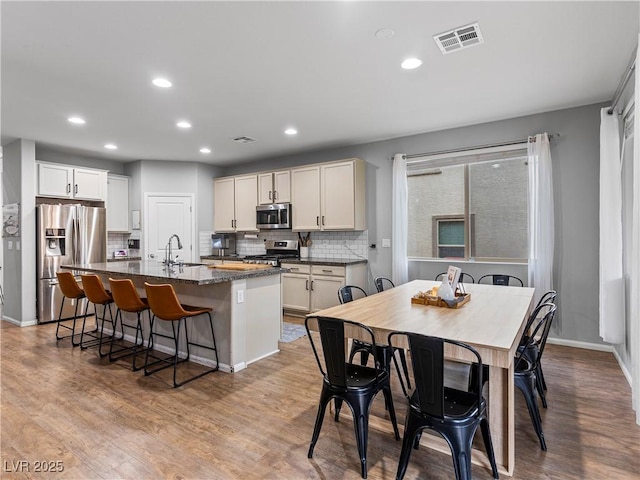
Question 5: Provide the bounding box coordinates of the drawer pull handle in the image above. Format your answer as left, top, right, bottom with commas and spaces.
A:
322, 269, 332, 273
305, 279, 309, 290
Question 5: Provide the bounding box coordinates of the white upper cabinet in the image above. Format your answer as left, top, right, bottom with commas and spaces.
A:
37, 162, 107, 201
291, 166, 322, 231
258, 170, 291, 204
291, 158, 366, 231
107, 174, 129, 232
214, 177, 236, 232
37, 163, 73, 198
214, 174, 258, 233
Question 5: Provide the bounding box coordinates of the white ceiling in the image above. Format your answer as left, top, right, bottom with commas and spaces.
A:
2, 1, 638, 166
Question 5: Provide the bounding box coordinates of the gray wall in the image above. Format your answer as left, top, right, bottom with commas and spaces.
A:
3, 139, 37, 325
224, 102, 606, 347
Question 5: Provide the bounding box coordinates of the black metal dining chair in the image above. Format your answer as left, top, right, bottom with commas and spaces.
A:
339, 285, 411, 390
470, 302, 557, 451
478, 274, 524, 287
388, 331, 498, 480
374, 277, 395, 293
305, 316, 400, 478
520, 290, 558, 405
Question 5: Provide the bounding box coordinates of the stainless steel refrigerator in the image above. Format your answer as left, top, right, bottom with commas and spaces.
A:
36, 204, 106, 323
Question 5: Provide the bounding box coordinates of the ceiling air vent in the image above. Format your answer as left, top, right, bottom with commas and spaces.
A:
232, 136, 256, 144
433, 22, 484, 55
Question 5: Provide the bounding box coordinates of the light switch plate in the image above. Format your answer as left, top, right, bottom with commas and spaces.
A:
382, 239, 391, 248
237, 289, 245, 304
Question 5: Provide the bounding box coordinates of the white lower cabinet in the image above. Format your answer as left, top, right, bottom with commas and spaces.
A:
281, 262, 367, 314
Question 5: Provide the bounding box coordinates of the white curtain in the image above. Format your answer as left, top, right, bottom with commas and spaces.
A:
527, 133, 554, 306
599, 109, 626, 344
632, 36, 640, 423
392, 154, 408, 285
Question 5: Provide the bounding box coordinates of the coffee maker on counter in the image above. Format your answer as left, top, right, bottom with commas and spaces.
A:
211, 233, 236, 257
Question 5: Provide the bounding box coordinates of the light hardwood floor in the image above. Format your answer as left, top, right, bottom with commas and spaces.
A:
1, 320, 639, 479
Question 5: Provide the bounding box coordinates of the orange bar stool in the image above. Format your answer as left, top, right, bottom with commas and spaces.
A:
79, 274, 116, 350
143, 282, 219, 388
55, 271, 89, 346
108, 278, 148, 371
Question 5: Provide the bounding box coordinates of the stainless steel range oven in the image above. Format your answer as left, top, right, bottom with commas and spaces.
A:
243, 239, 299, 266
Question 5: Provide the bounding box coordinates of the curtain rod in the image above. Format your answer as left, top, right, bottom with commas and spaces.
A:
402, 133, 559, 160
607, 45, 637, 115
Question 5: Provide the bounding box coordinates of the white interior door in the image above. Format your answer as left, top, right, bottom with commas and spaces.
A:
145, 194, 194, 263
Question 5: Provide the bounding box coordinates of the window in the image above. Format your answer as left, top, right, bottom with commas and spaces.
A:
407, 147, 528, 262
432, 216, 465, 258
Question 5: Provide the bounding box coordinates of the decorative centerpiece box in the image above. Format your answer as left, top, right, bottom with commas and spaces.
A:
411, 289, 470, 309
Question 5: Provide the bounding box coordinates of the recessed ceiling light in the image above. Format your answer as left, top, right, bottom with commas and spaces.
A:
401, 58, 423, 70
68, 116, 86, 124
152, 78, 172, 88
375, 28, 395, 39
200, 147, 211, 154
104, 143, 118, 150
176, 121, 191, 129
284, 128, 298, 135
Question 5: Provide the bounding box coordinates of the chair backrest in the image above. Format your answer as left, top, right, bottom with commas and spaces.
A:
522, 300, 557, 337
516, 303, 557, 370
536, 290, 557, 309
56, 271, 84, 299
144, 282, 187, 321
435, 272, 475, 284
338, 285, 368, 304
305, 316, 381, 388
388, 331, 483, 419
374, 277, 395, 293
80, 274, 112, 304
109, 278, 147, 312
478, 274, 524, 287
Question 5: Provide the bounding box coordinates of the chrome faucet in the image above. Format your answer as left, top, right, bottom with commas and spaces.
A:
164, 234, 183, 266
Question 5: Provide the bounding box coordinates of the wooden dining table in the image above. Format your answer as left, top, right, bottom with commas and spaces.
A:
310, 279, 535, 476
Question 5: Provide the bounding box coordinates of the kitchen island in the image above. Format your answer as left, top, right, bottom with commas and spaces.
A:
61, 260, 286, 372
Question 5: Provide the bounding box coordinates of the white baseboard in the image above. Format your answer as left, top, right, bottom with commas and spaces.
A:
548, 337, 632, 387
547, 337, 615, 352
612, 348, 633, 387
1, 316, 38, 327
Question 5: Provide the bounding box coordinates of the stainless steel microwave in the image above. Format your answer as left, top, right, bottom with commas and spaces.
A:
256, 203, 291, 230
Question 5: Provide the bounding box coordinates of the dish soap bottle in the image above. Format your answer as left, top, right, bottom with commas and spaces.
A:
438, 277, 455, 301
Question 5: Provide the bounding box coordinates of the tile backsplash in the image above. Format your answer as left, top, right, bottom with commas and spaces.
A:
107, 231, 140, 259
228, 230, 369, 260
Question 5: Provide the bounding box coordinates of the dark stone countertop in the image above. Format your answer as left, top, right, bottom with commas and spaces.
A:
61, 260, 285, 286
279, 257, 367, 266
107, 256, 142, 262
200, 255, 245, 261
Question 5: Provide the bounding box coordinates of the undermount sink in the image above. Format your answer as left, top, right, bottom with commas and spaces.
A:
179, 262, 205, 267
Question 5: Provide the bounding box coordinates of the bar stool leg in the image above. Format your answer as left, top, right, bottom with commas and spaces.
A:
98, 304, 116, 358
80, 301, 113, 350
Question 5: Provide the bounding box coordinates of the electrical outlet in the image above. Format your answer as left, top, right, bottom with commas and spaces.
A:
7, 241, 12, 250
237, 289, 244, 304
382, 239, 391, 248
